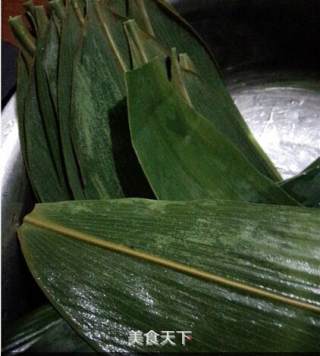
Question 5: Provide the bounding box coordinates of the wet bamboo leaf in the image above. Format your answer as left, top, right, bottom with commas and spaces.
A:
127, 0, 222, 84
2, 304, 94, 353
124, 21, 279, 177
9, 16, 36, 59
71, 0, 152, 199
24, 2, 48, 38
70, 0, 127, 199
127, 0, 156, 36
124, 19, 168, 68
57, 0, 86, 199
35, 16, 68, 188
128, 0, 280, 180
97, 1, 131, 69
42, 2, 63, 112
10, 18, 71, 202
126, 58, 297, 204
19, 199, 320, 352
23, 69, 71, 201
281, 158, 320, 207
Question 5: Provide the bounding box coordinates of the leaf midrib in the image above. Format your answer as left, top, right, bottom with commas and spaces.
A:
22, 214, 320, 315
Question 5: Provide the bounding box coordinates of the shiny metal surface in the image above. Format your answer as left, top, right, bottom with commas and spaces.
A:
229, 75, 320, 179
1, 0, 320, 323
1, 96, 38, 323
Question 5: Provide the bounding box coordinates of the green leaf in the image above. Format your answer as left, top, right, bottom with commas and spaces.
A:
127, 0, 281, 181
10, 12, 71, 202
127, 0, 156, 36
10, 16, 71, 202
35, 16, 68, 188
126, 58, 297, 204
280, 158, 320, 207
172, 53, 281, 179
97, 0, 131, 70
124, 19, 168, 68
70, 0, 152, 199
23, 68, 71, 202
57, 0, 86, 199
123, 21, 280, 179
19, 199, 320, 352
2, 305, 94, 353
42, 3, 62, 113
70, 0, 127, 199
9, 16, 35, 60
24, 2, 48, 38
107, 0, 127, 18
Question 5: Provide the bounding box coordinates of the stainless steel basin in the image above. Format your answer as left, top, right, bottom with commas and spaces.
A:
2, 0, 320, 324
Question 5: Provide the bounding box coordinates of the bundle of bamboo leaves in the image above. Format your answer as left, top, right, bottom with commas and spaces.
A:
5, 0, 320, 353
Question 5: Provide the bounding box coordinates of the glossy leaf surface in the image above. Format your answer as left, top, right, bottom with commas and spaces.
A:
71, 0, 151, 199
123, 21, 279, 178
19, 199, 320, 352
10, 13, 71, 202
35, 16, 67, 187
127, 0, 281, 180
126, 58, 297, 204
57, 0, 86, 199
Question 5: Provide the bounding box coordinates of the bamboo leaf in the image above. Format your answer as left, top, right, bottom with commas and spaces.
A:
2, 305, 94, 353
9, 16, 36, 59
126, 58, 297, 204
127, 0, 281, 181
42, 3, 63, 113
10, 17, 71, 202
127, 0, 156, 36
280, 158, 320, 207
35, 15, 68, 188
23, 68, 71, 201
19, 199, 320, 352
124, 19, 168, 68
124, 22, 280, 177
70, 0, 127, 199
24, 2, 48, 38
70, 0, 152, 199
57, 0, 86, 199
171, 52, 282, 177
96, 1, 131, 71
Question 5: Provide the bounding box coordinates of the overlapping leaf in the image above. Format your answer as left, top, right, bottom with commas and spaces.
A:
127, 0, 281, 181
10, 12, 71, 202
124, 20, 280, 178
19, 199, 320, 352
57, 0, 86, 199
70, 0, 152, 199
8, 1, 319, 353
34, 9, 66, 187
70, 0, 127, 199
10, 0, 285, 202
126, 57, 297, 204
